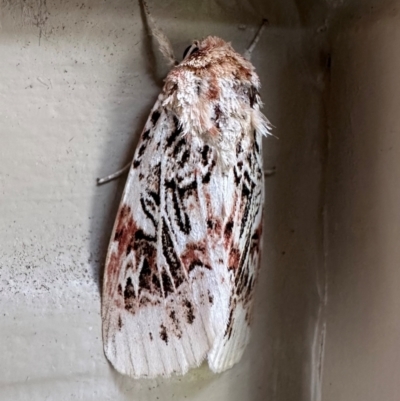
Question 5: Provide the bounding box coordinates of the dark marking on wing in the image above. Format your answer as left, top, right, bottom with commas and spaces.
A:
138, 258, 152, 292
161, 269, 174, 296
224, 309, 234, 339
173, 138, 186, 157
151, 110, 161, 125
161, 218, 185, 288
142, 129, 151, 141
224, 220, 234, 241
160, 324, 168, 343
152, 272, 162, 293
208, 291, 214, 305
124, 277, 136, 312
202, 171, 211, 184
164, 179, 195, 235
183, 300, 195, 324
124, 277, 136, 299
166, 116, 182, 147
201, 145, 210, 165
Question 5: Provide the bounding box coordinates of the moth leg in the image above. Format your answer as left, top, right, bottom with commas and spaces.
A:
97, 162, 131, 185
243, 19, 269, 60
264, 166, 276, 177
139, 0, 177, 66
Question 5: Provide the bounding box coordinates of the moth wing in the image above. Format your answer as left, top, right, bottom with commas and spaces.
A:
207, 131, 264, 372
102, 101, 221, 378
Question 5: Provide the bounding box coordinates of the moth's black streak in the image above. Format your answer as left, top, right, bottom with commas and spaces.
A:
118, 316, 123, 330
142, 129, 151, 141
151, 110, 161, 125
166, 128, 181, 147
135, 229, 156, 243
161, 270, 174, 296
224, 309, 234, 339
152, 272, 162, 292
201, 145, 210, 165
166, 116, 182, 147
188, 260, 204, 272
117, 284, 122, 296
178, 180, 197, 194
149, 332, 153, 341
139, 258, 152, 291
224, 220, 234, 238
133, 159, 141, 168
149, 190, 160, 206
240, 184, 253, 238
126, 242, 132, 256
161, 218, 185, 288
138, 143, 147, 158
169, 310, 178, 324
180, 150, 190, 166
202, 172, 211, 184
214, 105, 221, 123
124, 277, 136, 300
114, 228, 123, 241
140, 197, 158, 230
184, 300, 195, 324
165, 179, 192, 234
173, 138, 186, 157
160, 324, 168, 344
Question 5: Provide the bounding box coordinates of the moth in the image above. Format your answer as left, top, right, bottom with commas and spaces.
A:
100, 2, 271, 378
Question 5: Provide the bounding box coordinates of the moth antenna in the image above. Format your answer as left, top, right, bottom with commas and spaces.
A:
140, 0, 178, 66
243, 18, 268, 60
97, 162, 131, 185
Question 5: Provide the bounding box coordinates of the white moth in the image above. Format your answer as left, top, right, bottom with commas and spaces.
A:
100, 1, 271, 378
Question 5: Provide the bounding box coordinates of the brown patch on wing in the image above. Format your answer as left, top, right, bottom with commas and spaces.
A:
106, 205, 138, 297
181, 240, 212, 272
106, 203, 163, 314
228, 247, 241, 271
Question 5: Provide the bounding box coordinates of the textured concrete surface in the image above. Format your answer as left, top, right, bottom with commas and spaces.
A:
0, 1, 327, 400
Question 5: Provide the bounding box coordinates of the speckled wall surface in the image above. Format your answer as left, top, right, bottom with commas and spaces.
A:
0, 1, 328, 400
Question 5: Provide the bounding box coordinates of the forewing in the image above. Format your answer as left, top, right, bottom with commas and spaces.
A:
207, 130, 264, 372
102, 99, 222, 378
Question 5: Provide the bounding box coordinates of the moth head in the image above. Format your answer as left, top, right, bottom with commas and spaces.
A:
177, 37, 257, 84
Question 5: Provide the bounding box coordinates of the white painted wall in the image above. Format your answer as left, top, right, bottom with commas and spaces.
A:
0, 1, 328, 400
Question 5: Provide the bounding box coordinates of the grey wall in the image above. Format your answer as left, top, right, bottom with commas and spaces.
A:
323, 1, 400, 400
